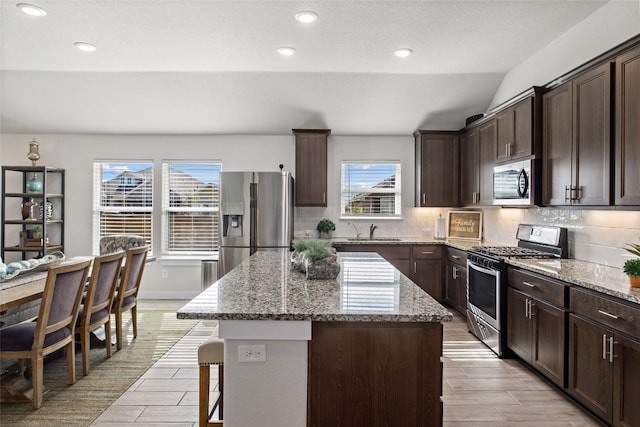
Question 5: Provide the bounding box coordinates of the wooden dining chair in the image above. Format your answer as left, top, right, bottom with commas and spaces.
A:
111, 246, 148, 351
0, 259, 92, 409
76, 251, 124, 375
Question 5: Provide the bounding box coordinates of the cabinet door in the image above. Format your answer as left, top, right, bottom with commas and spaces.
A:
531, 298, 566, 388
445, 261, 467, 314
542, 81, 573, 205
572, 63, 613, 206
459, 129, 480, 205
294, 129, 330, 206
496, 98, 534, 162
412, 259, 442, 301
507, 287, 533, 363
615, 45, 640, 205
415, 132, 459, 207
613, 333, 640, 427
512, 98, 534, 159
568, 314, 613, 424
478, 120, 496, 205
495, 108, 513, 162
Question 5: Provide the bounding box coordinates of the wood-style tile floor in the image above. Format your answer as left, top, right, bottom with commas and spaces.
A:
90, 301, 603, 426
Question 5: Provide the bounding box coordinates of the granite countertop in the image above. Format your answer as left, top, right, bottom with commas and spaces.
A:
177, 250, 452, 323
506, 258, 640, 305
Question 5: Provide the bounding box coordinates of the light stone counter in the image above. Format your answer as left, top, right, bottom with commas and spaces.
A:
506, 258, 640, 305
177, 250, 452, 322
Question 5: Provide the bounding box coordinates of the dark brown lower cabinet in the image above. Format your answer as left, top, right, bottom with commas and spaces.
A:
569, 314, 640, 426
507, 287, 566, 388
444, 260, 467, 314
308, 321, 443, 427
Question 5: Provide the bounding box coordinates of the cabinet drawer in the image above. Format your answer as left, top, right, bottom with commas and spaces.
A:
341, 245, 410, 260
412, 245, 443, 260
508, 268, 567, 307
570, 287, 640, 338
446, 247, 467, 265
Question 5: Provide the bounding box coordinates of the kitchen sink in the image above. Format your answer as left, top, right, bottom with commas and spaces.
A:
347, 238, 403, 242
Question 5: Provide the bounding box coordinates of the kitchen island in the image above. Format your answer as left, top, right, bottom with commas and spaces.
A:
177, 250, 452, 427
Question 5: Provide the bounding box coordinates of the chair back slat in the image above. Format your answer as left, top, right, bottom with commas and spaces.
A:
33, 260, 92, 351
115, 246, 148, 307
84, 252, 124, 314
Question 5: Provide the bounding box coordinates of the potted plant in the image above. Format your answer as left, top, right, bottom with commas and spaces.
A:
623, 240, 640, 287
290, 238, 339, 279
316, 219, 336, 239
32, 227, 41, 240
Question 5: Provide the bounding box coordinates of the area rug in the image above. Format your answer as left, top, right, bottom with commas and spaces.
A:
0, 309, 198, 426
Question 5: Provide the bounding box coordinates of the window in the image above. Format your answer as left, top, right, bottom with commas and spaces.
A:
93, 162, 153, 255
162, 162, 222, 255
341, 161, 402, 218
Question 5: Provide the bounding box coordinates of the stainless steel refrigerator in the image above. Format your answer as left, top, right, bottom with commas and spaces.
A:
218, 171, 294, 277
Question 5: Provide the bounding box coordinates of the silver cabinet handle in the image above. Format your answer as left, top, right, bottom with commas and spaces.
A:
565, 185, 571, 203
525, 299, 529, 319
598, 309, 619, 320
421, 251, 434, 255
609, 336, 617, 363
422, 193, 426, 205
413, 261, 417, 274
322, 192, 326, 203
522, 281, 536, 288
452, 266, 458, 280
451, 255, 460, 260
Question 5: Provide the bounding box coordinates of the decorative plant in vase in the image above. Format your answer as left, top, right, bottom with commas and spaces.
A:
622, 240, 640, 287
290, 238, 339, 280
316, 219, 336, 239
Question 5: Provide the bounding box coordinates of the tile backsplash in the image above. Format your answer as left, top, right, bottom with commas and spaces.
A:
295, 206, 640, 270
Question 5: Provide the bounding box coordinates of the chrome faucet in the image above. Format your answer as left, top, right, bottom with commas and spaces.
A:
349, 222, 361, 240
369, 224, 378, 239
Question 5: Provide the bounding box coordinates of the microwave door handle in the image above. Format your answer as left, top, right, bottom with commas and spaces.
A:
468, 260, 498, 277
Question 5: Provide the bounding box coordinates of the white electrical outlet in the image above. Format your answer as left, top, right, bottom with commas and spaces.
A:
161, 269, 169, 279
238, 344, 266, 362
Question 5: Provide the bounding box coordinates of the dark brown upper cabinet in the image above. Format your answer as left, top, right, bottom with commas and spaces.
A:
414, 131, 459, 207
542, 63, 613, 206
459, 119, 495, 206
293, 129, 331, 207
495, 90, 542, 163
615, 45, 640, 205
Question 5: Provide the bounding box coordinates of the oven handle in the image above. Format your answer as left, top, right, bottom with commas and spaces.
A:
467, 260, 499, 277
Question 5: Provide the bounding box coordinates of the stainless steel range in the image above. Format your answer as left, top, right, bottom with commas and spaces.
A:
466, 224, 568, 357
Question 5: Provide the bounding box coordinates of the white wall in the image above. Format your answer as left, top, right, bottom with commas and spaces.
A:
0, 133, 295, 298
489, 0, 640, 109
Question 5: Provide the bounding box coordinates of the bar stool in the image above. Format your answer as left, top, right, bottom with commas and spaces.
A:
198, 336, 224, 427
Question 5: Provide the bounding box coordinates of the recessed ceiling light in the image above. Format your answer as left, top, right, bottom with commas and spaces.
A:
277, 47, 296, 56
16, 3, 47, 17
295, 11, 318, 23
394, 48, 413, 58
74, 42, 97, 52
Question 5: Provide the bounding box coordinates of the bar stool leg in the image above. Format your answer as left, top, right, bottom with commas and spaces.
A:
199, 363, 223, 427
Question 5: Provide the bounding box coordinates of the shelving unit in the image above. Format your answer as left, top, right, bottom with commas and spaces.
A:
1, 166, 65, 261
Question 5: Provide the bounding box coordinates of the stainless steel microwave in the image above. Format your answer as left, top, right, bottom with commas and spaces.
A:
492, 159, 540, 206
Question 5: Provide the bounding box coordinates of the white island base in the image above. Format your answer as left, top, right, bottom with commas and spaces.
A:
218, 320, 311, 427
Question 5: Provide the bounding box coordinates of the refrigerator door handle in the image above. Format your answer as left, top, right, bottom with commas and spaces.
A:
249, 182, 257, 254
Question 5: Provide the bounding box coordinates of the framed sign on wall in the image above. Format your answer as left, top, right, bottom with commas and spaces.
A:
447, 211, 482, 240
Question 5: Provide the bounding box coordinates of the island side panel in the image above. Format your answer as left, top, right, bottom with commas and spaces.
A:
308, 321, 443, 427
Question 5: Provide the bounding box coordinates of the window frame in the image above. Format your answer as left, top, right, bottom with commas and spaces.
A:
340, 160, 402, 219
161, 160, 222, 257
93, 160, 154, 256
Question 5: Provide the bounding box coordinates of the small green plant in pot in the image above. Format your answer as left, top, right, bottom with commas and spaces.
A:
316, 218, 336, 239
622, 240, 640, 287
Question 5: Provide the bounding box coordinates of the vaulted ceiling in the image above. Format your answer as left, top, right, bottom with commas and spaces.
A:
0, 0, 612, 135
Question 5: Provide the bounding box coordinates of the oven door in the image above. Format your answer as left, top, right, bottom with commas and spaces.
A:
466, 260, 501, 330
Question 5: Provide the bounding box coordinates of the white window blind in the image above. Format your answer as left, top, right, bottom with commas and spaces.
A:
162, 162, 221, 255
93, 162, 153, 255
341, 161, 402, 218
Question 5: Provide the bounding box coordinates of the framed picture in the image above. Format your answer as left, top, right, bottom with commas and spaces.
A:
447, 211, 482, 240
